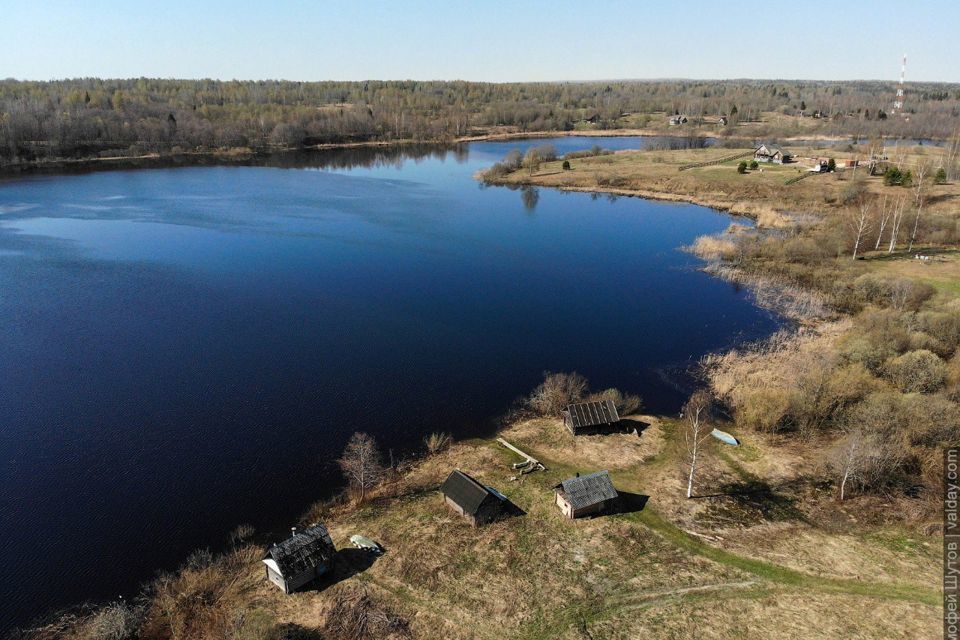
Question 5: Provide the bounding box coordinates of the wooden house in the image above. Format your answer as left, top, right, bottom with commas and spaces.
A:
562, 400, 620, 436
262, 523, 336, 594
668, 114, 688, 126
554, 470, 619, 519
754, 144, 791, 164
441, 469, 508, 526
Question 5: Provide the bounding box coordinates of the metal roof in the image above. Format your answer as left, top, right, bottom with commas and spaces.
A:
565, 400, 620, 429
441, 470, 502, 515
555, 471, 618, 510
263, 523, 335, 577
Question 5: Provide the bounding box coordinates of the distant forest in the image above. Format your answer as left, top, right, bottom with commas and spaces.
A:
2, 78, 959, 164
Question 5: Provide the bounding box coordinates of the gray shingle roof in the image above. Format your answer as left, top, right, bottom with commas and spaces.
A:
264, 523, 335, 577
441, 470, 502, 515
565, 400, 620, 429
555, 471, 618, 510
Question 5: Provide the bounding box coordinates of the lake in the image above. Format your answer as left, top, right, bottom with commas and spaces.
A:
0, 137, 779, 630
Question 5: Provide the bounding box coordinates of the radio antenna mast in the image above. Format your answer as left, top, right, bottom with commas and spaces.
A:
892, 54, 906, 114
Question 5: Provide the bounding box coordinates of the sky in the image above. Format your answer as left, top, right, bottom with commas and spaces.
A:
3, 0, 959, 83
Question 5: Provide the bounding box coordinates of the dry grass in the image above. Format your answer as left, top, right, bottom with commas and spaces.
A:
20, 418, 942, 640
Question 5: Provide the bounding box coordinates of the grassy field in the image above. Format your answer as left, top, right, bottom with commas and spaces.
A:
82, 415, 939, 640
489, 144, 959, 229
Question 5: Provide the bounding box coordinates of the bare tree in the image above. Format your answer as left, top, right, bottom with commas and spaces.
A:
527, 371, 588, 416
682, 390, 714, 499
826, 426, 887, 501
873, 195, 890, 250
907, 162, 928, 252
849, 202, 872, 260
338, 432, 385, 503
887, 196, 907, 253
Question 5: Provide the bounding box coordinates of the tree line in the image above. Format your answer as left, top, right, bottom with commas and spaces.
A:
3, 77, 960, 165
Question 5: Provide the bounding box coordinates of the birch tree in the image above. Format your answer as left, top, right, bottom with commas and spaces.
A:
826, 426, 887, 501
907, 163, 928, 252
873, 195, 890, 250
887, 196, 907, 253
683, 390, 714, 499
338, 432, 385, 503
849, 202, 871, 260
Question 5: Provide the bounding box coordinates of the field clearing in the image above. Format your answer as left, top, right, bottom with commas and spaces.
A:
863, 251, 960, 298
491, 145, 960, 229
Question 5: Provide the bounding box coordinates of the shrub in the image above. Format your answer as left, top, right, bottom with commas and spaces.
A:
533, 143, 557, 162
229, 523, 255, 546
587, 387, 643, 416
321, 587, 411, 640
527, 371, 587, 416
562, 160, 571, 170
424, 431, 452, 454
935, 167, 948, 184
827, 158, 836, 172
749, 160, 759, 170
884, 349, 946, 393
737, 161, 748, 174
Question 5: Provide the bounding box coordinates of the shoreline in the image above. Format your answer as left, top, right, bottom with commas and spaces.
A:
0, 128, 941, 178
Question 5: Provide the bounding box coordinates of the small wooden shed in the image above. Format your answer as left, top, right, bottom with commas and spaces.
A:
554, 471, 619, 519
262, 523, 336, 594
441, 469, 507, 526
562, 400, 620, 436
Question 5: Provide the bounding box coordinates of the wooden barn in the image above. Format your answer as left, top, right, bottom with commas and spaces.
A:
262, 523, 336, 594
441, 469, 508, 526
754, 143, 791, 164
554, 470, 619, 519
562, 400, 620, 436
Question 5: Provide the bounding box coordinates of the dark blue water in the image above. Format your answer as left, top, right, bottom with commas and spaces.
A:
0, 137, 778, 630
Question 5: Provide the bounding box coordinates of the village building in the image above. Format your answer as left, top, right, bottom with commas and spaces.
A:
668, 114, 688, 126
754, 143, 791, 164
554, 470, 619, 519
441, 469, 508, 526
562, 400, 620, 436
262, 523, 336, 594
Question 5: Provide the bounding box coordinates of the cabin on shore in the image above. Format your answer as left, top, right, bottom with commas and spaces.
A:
554, 470, 619, 519
441, 469, 508, 526
668, 114, 688, 126
262, 523, 336, 594
562, 400, 620, 436
754, 143, 791, 164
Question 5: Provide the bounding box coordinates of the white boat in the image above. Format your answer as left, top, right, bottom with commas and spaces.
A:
350, 534, 383, 554
710, 428, 741, 446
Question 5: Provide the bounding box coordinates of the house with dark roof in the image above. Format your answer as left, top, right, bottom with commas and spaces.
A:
754, 143, 791, 164
562, 400, 620, 436
263, 523, 336, 594
553, 470, 619, 519
441, 469, 508, 526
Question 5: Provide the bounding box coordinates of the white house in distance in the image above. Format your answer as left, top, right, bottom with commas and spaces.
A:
754, 143, 792, 164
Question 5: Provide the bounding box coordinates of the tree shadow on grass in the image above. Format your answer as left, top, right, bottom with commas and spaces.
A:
692, 479, 802, 524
